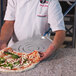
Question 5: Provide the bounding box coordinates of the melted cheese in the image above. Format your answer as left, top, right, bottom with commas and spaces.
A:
4, 55, 11, 59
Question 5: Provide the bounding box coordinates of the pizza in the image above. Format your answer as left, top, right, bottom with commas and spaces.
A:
0, 47, 40, 72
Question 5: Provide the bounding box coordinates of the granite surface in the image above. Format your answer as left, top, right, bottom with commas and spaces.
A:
0, 36, 76, 76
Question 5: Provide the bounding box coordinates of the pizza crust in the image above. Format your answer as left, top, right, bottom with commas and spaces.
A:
0, 62, 39, 72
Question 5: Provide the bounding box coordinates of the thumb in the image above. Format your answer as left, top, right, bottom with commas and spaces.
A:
38, 52, 44, 57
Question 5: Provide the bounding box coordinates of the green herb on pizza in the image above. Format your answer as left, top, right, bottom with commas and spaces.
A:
0, 57, 5, 64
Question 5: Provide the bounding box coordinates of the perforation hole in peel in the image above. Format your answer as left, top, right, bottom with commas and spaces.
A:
11, 36, 52, 53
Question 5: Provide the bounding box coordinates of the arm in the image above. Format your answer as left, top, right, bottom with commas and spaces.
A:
39, 0, 65, 61
0, 0, 16, 50
40, 30, 65, 61
0, 21, 14, 50
52, 30, 65, 49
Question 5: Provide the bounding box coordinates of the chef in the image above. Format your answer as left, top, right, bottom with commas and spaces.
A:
0, 0, 65, 61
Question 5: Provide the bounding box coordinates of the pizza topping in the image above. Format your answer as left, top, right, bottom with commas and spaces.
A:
23, 62, 29, 66
12, 68, 18, 70
27, 51, 40, 63
6, 58, 14, 63
4, 51, 13, 55
8, 63, 13, 69
14, 61, 20, 65
3, 64, 7, 67
11, 54, 20, 59
4, 51, 20, 59
0, 64, 7, 67
0, 62, 13, 69
0, 57, 5, 64
4, 55, 11, 59
23, 58, 28, 64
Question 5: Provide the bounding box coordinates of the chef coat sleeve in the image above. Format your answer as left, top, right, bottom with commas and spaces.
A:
48, 0, 65, 32
4, 0, 16, 21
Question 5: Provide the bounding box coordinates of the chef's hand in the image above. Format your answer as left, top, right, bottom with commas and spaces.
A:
39, 44, 56, 61
0, 41, 7, 50
39, 51, 51, 61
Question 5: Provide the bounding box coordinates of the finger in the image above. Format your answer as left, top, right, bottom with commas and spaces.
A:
40, 54, 48, 61
38, 52, 42, 54
38, 52, 44, 57
40, 56, 46, 61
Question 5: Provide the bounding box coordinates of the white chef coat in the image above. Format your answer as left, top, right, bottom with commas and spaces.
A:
4, 0, 65, 46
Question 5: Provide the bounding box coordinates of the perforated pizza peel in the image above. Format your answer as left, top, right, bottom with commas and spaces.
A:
11, 35, 52, 53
